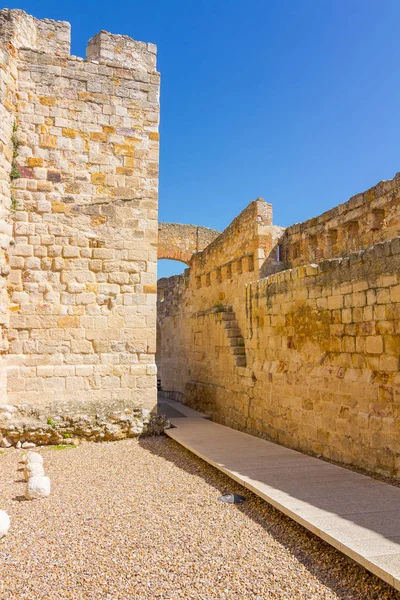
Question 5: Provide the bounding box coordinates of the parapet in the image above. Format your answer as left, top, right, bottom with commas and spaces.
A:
0, 9, 70, 55
87, 30, 157, 72
279, 174, 400, 268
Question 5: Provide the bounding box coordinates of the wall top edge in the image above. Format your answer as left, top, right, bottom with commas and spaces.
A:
285, 174, 400, 236
250, 236, 400, 289
0, 8, 157, 71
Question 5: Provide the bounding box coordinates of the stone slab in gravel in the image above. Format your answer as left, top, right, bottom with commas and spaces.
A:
0, 438, 398, 599
167, 417, 400, 594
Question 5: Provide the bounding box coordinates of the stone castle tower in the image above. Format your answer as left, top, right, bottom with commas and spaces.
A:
0, 9, 160, 442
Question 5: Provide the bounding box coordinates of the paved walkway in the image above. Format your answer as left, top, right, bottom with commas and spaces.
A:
157, 394, 209, 419
165, 414, 400, 591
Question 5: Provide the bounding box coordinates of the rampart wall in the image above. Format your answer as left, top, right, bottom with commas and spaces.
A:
157, 177, 400, 478
190, 200, 284, 293
280, 175, 400, 268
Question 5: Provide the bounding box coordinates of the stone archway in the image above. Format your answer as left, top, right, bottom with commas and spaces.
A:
158, 222, 220, 265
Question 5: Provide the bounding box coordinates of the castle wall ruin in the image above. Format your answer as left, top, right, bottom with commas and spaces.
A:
2, 9, 400, 472
0, 9, 160, 443
280, 176, 400, 268
158, 222, 219, 264
157, 177, 400, 478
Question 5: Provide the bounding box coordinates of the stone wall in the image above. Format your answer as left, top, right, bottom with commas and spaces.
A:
157, 199, 283, 406
0, 9, 161, 443
280, 175, 400, 268
190, 199, 285, 292
0, 11, 16, 402
158, 222, 220, 264
157, 178, 400, 478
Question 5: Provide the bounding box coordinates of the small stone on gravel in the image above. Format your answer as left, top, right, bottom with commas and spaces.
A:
25, 475, 50, 500
21, 442, 36, 449
26, 452, 44, 466
24, 463, 45, 481
0, 510, 10, 538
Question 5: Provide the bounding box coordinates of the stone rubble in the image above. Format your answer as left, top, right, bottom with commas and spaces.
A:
0, 404, 169, 446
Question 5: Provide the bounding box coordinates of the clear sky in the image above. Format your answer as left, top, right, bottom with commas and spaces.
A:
4, 0, 400, 277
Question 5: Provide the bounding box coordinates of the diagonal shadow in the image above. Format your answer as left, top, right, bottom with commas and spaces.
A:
162, 418, 400, 550
139, 434, 399, 600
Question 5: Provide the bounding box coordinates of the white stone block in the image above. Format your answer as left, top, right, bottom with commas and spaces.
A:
21, 441, 36, 449
25, 476, 51, 500
24, 463, 45, 481
26, 452, 44, 466
0, 510, 10, 538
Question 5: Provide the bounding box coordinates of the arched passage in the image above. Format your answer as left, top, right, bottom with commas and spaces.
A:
158, 258, 187, 280
158, 222, 220, 264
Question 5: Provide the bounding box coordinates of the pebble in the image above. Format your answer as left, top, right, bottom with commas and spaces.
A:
0, 405, 16, 414
0, 510, 10, 538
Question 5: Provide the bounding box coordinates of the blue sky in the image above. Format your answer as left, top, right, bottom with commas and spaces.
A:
5, 0, 400, 278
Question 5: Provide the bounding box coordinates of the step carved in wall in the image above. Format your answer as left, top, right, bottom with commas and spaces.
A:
217, 307, 247, 367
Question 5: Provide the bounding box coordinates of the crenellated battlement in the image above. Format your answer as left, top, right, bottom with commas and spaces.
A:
87, 30, 157, 73
279, 174, 400, 269
0, 9, 158, 73
0, 9, 70, 55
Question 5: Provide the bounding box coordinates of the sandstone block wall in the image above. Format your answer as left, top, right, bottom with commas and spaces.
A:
158, 222, 220, 264
280, 175, 400, 268
0, 9, 160, 440
157, 178, 400, 478
242, 240, 400, 476
190, 200, 284, 293
157, 199, 285, 405
0, 12, 16, 400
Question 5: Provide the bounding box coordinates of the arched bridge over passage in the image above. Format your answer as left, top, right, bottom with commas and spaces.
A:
158, 222, 220, 265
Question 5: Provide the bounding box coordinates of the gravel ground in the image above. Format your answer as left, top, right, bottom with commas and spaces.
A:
0, 437, 398, 600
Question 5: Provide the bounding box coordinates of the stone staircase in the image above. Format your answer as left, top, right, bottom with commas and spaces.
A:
218, 307, 247, 367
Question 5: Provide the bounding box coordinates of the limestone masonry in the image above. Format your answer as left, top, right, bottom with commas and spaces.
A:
0, 9, 160, 443
1, 10, 400, 476
158, 178, 400, 479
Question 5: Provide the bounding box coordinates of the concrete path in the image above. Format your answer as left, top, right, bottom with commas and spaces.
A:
166, 416, 400, 591
157, 394, 209, 419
